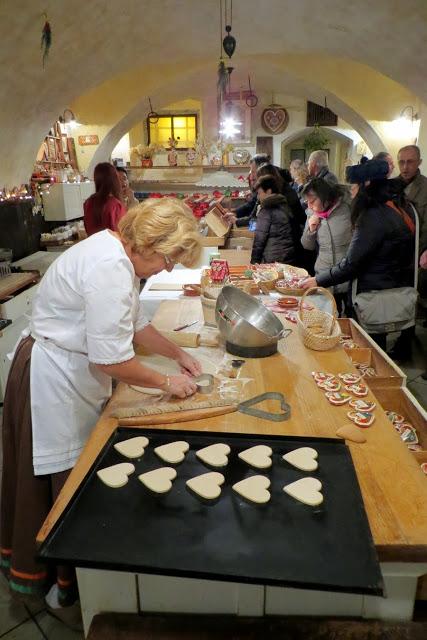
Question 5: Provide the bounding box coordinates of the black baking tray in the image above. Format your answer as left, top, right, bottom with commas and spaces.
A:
38, 429, 383, 596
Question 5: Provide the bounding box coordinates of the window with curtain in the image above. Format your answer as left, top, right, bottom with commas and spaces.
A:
147, 114, 197, 149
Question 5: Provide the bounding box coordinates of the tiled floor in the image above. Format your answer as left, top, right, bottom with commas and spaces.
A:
0, 322, 425, 639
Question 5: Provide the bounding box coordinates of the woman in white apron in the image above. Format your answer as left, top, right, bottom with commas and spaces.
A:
0, 198, 202, 625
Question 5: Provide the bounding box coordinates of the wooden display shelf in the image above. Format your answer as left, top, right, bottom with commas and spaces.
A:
373, 386, 427, 451
343, 346, 405, 389
0, 271, 39, 301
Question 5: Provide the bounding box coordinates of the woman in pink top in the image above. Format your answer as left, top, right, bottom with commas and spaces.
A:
84, 163, 126, 235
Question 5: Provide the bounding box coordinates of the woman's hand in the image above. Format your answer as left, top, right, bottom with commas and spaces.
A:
176, 351, 203, 376
420, 249, 427, 269
301, 276, 318, 289
223, 212, 237, 224
167, 374, 198, 399
308, 215, 321, 232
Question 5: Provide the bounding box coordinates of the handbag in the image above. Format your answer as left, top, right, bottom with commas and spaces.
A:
351, 200, 418, 334
351, 282, 418, 334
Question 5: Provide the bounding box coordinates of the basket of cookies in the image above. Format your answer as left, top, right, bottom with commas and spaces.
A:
275, 265, 309, 295
296, 287, 341, 351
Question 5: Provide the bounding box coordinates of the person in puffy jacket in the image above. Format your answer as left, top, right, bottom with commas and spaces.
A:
251, 175, 298, 265
301, 178, 352, 315
302, 160, 416, 351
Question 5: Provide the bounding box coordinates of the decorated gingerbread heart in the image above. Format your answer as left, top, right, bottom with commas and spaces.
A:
325, 391, 352, 406
385, 411, 405, 425
318, 378, 341, 392
349, 398, 376, 412
344, 383, 368, 397
347, 410, 375, 427
338, 373, 361, 385
312, 371, 335, 383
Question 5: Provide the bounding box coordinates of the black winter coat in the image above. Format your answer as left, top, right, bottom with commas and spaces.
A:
251, 194, 297, 264
316, 201, 415, 293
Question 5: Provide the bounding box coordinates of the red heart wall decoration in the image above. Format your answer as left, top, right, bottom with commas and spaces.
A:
261, 105, 289, 135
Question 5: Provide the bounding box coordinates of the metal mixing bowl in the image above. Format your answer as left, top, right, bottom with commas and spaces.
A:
215, 285, 291, 357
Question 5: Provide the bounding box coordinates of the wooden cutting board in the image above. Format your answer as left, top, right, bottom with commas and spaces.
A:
151, 299, 203, 332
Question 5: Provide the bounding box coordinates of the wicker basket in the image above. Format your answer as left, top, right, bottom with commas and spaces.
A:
275, 265, 309, 296
296, 287, 341, 351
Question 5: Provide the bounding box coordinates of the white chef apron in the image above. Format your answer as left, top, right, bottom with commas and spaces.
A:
30, 336, 111, 476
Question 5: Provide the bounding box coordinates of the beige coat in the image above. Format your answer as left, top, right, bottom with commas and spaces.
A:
404, 172, 427, 252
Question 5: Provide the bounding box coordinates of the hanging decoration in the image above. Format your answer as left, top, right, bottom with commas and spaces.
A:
41, 13, 52, 68
261, 96, 289, 135
147, 97, 159, 124
221, 0, 236, 58
246, 75, 258, 109
303, 125, 330, 156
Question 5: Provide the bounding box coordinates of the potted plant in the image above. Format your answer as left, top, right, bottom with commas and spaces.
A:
303, 125, 330, 157
130, 143, 162, 167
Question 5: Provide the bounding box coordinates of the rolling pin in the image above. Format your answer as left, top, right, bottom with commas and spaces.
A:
135, 330, 219, 352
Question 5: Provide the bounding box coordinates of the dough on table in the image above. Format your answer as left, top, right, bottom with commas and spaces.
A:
114, 436, 149, 459
196, 443, 230, 468
336, 424, 367, 443
282, 447, 318, 472
232, 475, 271, 504
154, 440, 190, 464
138, 467, 177, 493
238, 445, 272, 469
283, 477, 323, 506
97, 463, 135, 488
131, 352, 216, 395
186, 472, 225, 500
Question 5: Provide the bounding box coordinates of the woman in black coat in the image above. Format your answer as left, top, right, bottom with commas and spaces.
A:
302, 160, 416, 351
251, 174, 298, 264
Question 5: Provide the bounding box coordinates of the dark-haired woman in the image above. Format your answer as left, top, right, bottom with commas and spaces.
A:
301, 178, 352, 315
251, 175, 298, 265
84, 162, 126, 235
302, 160, 416, 350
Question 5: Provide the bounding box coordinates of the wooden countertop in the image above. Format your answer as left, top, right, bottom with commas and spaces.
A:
37, 302, 427, 563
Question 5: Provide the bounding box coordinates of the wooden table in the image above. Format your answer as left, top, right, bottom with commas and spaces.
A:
37, 300, 427, 635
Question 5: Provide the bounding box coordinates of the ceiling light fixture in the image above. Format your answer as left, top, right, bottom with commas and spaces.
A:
222, 0, 236, 58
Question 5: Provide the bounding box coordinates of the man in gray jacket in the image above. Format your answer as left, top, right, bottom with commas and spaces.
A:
398, 145, 427, 261
308, 150, 338, 186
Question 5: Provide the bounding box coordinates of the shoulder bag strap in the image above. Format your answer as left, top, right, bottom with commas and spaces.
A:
385, 200, 416, 234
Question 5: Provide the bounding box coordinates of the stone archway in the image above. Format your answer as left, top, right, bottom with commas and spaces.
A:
281, 127, 360, 181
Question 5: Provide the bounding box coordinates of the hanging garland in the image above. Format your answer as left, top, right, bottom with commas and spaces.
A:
41, 13, 52, 68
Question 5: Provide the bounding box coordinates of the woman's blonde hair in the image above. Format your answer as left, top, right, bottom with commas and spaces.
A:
294, 164, 309, 185
118, 197, 201, 267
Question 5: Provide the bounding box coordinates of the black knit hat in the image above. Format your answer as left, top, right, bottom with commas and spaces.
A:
345, 159, 389, 184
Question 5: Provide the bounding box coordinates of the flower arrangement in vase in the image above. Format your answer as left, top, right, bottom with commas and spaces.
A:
130, 142, 162, 167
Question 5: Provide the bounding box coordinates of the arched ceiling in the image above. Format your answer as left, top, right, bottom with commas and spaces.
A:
2, 0, 427, 183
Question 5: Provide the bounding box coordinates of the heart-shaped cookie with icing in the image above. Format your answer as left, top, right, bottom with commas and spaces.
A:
283, 477, 323, 506
338, 373, 361, 385
325, 391, 352, 405
186, 472, 225, 500
97, 462, 135, 488
154, 441, 189, 464
282, 447, 318, 472
196, 443, 230, 468
232, 475, 271, 504
344, 383, 368, 397
347, 410, 375, 427
349, 398, 376, 412
114, 436, 149, 459
385, 411, 405, 424
238, 445, 272, 469
312, 371, 334, 383
318, 378, 341, 392
138, 467, 177, 493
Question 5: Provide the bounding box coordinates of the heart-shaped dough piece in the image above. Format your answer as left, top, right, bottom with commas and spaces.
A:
196, 443, 230, 468
97, 463, 135, 488
238, 445, 273, 469
114, 436, 149, 459
336, 424, 367, 443
232, 475, 271, 504
283, 477, 323, 506
138, 467, 177, 493
282, 447, 318, 472
186, 472, 225, 500
154, 440, 189, 464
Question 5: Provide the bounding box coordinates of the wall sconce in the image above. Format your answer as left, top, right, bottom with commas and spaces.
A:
58, 109, 81, 130
400, 105, 419, 122
389, 105, 420, 142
